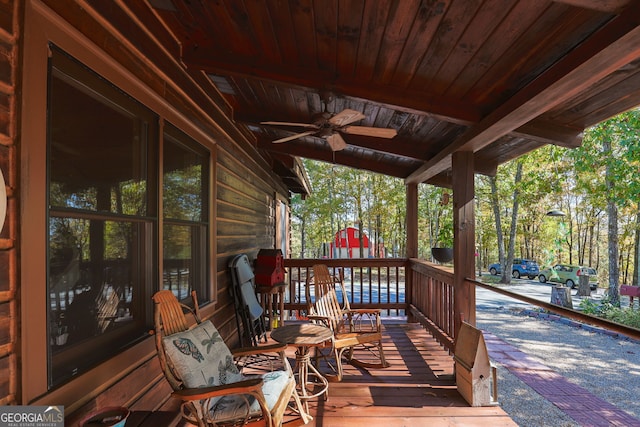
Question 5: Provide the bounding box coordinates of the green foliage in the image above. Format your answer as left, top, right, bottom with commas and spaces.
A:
291, 108, 640, 287
291, 162, 408, 258
578, 297, 613, 316
418, 185, 452, 256
604, 307, 640, 329
579, 296, 640, 329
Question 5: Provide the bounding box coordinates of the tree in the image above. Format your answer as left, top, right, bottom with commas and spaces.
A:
489, 161, 523, 284
572, 109, 640, 303
291, 108, 640, 294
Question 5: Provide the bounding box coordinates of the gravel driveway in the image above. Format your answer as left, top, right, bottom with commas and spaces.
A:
477, 307, 640, 427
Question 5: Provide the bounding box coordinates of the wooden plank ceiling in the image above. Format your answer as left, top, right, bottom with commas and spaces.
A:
148, 0, 640, 190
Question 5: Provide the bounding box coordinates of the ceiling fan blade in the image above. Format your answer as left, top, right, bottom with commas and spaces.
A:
272, 130, 317, 143
342, 126, 397, 138
329, 109, 366, 127
325, 132, 347, 151
261, 121, 319, 129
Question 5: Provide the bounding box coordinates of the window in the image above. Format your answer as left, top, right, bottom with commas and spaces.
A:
162, 125, 209, 302
46, 46, 209, 388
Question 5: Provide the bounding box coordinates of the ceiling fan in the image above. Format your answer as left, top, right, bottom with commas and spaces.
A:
261, 107, 397, 151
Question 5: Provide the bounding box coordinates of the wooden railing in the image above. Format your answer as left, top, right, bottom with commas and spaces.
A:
283, 257, 640, 354
407, 259, 456, 352
282, 258, 460, 351
283, 258, 407, 317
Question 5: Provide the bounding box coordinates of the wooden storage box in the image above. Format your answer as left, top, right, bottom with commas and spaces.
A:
454, 322, 498, 407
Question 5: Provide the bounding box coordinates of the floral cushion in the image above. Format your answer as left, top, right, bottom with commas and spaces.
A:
207, 370, 292, 423
163, 320, 243, 388
163, 320, 293, 423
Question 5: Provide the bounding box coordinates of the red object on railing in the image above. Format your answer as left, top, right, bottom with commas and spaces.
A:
255, 249, 285, 286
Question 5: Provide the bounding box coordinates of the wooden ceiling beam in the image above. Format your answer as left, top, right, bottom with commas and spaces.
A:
215, 62, 582, 145
183, 47, 481, 124
339, 134, 432, 161
406, 2, 640, 184
513, 120, 583, 148
552, 0, 631, 14
256, 138, 414, 179
258, 137, 498, 179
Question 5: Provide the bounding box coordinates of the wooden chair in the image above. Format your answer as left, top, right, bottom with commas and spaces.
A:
152, 290, 310, 427
306, 264, 389, 381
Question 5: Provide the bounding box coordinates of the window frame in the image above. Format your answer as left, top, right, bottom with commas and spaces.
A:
22, 1, 217, 406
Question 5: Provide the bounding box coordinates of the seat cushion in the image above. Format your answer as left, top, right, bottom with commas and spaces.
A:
207, 370, 292, 423
163, 320, 242, 388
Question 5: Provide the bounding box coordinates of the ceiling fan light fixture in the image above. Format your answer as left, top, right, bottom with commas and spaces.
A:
317, 128, 333, 138
319, 89, 335, 106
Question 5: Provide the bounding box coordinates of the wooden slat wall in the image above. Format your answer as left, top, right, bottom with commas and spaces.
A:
215, 136, 291, 346
12, 0, 290, 422
0, 0, 19, 408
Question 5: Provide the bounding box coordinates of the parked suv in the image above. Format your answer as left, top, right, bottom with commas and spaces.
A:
488, 258, 540, 279
538, 264, 598, 290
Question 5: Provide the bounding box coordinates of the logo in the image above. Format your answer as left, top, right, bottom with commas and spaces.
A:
0, 406, 64, 427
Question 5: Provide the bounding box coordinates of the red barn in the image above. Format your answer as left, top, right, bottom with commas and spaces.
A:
330, 227, 370, 258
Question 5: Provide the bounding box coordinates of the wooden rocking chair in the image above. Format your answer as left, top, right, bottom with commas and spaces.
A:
306, 264, 389, 381
152, 290, 310, 427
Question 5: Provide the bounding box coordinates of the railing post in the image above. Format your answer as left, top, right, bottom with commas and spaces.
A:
406, 259, 414, 322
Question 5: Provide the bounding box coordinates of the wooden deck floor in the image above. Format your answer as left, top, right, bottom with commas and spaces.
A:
283, 321, 517, 427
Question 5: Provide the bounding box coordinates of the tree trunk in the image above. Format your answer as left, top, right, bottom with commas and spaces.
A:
504, 162, 523, 283
551, 285, 573, 308
634, 210, 640, 286
578, 274, 591, 297
588, 220, 595, 269
604, 137, 620, 305
489, 176, 507, 282
300, 218, 306, 258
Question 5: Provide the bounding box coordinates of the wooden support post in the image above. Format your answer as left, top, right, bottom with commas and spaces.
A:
406, 183, 418, 322
452, 152, 476, 333
406, 183, 418, 259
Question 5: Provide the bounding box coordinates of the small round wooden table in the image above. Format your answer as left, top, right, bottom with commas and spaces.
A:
270, 323, 333, 410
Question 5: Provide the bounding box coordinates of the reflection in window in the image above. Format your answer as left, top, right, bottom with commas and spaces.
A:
162, 125, 208, 302
163, 135, 204, 221
48, 56, 149, 216
47, 46, 157, 387
49, 218, 147, 383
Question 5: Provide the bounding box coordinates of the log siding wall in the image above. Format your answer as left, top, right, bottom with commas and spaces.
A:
0, 0, 19, 407
8, 0, 290, 422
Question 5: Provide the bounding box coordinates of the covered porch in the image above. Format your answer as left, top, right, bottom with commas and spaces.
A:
5, 2, 640, 425
272, 258, 506, 425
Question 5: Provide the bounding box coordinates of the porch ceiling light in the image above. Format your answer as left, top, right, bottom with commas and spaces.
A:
546, 209, 566, 217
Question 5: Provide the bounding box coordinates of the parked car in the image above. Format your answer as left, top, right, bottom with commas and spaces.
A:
538, 264, 598, 290
488, 258, 540, 279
